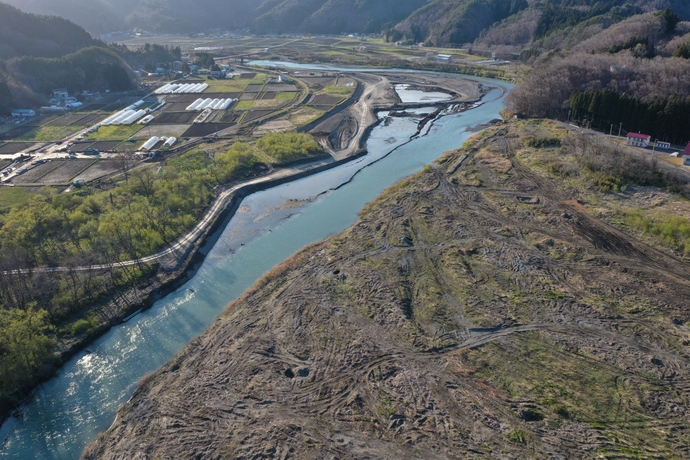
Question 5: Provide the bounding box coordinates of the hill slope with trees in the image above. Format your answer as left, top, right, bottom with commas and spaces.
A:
0, 2, 136, 114
504, 8, 690, 144
5, 0, 690, 45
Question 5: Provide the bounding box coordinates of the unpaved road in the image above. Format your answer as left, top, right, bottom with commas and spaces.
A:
84, 121, 690, 459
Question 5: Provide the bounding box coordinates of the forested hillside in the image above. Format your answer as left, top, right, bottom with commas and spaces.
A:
0, 3, 98, 59
505, 8, 690, 144
1, 0, 139, 35
7, 0, 690, 47
389, 0, 528, 46
0, 2, 136, 114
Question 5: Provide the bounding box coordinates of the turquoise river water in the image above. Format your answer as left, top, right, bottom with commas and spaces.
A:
0, 66, 511, 459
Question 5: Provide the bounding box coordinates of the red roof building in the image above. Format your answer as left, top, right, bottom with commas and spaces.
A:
684, 142, 690, 156
626, 132, 651, 148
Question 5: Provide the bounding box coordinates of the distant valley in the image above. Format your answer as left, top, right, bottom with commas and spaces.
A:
5, 0, 690, 46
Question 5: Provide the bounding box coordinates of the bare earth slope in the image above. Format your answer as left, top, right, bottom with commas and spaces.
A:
84, 121, 690, 459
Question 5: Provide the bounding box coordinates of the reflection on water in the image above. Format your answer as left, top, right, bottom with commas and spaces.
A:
0, 71, 511, 460
394, 84, 453, 103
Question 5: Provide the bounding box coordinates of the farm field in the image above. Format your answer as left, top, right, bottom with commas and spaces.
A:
16, 125, 85, 142
50, 113, 105, 127
76, 160, 125, 182
87, 125, 144, 141
263, 83, 298, 92
182, 123, 235, 137
34, 160, 97, 184
309, 94, 344, 106
141, 124, 191, 138
252, 98, 287, 109
12, 160, 64, 184
243, 109, 274, 123
150, 112, 198, 124
204, 79, 250, 92
233, 100, 254, 110
0, 142, 41, 154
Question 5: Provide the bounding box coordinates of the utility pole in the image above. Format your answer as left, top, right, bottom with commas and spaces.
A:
618, 122, 622, 137
610, 124, 613, 136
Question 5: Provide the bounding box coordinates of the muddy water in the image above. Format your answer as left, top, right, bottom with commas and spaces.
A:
0, 72, 511, 460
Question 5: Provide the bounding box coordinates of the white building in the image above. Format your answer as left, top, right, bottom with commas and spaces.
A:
52, 88, 69, 99
11, 109, 36, 118
626, 132, 651, 148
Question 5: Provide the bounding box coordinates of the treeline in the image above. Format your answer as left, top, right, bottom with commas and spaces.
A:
506, 51, 690, 120
534, 0, 637, 39
14, 47, 134, 94
389, 0, 528, 46
0, 2, 98, 60
110, 43, 182, 73
570, 89, 690, 144
0, 133, 321, 420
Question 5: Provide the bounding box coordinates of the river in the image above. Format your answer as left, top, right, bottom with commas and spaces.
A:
0, 66, 512, 459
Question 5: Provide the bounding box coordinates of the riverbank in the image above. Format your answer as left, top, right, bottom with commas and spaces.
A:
0, 69, 491, 427
83, 119, 690, 460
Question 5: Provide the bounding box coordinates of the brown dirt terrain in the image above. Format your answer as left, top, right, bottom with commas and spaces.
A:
37, 159, 96, 183
150, 112, 198, 124
0, 142, 38, 154
182, 123, 235, 137
310, 71, 485, 161
84, 120, 690, 459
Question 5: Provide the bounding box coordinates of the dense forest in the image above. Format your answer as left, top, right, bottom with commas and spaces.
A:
109, 43, 182, 72
569, 89, 690, 144
0, 2, 98, 59
5, 0, 690, 46
506, 9, 690, 144
0, 133, 321, 422
14, 47, 135, 94
0, 3, 138, 114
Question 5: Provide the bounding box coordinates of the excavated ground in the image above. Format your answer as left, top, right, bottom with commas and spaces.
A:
84, 121, 690, 459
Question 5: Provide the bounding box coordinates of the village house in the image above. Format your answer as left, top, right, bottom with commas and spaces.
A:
52, 88, 69, 100
626, 132, 651, 148
11, 109, 36, 118
684, 142, 690, 166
